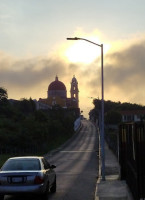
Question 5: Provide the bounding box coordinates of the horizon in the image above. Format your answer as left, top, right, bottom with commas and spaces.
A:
1, 1, 145, 118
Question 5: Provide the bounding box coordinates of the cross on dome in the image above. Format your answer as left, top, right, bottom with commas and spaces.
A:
55, 75, 58, 81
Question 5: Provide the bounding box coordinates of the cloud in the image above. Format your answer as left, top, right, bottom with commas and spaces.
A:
0, 55, 66, 85
87, 39, 145, 104
1, 34, 145, 107
105, 41, 145, 87
0, 51, 90, 102
0, 53, 70, 99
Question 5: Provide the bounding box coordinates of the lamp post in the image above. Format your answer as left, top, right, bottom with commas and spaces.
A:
67, 37, 105, 181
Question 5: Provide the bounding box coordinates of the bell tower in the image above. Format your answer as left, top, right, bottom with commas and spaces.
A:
70, 76, 79, 107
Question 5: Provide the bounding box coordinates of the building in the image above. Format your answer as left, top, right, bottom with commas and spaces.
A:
120, 110, 145, 122
38, 76, 79, 109
33, 99, 51, 110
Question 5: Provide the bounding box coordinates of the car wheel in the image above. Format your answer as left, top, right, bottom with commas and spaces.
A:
42, 184, 49, 200
50, 178, 56, 193
0, 194, 4, 200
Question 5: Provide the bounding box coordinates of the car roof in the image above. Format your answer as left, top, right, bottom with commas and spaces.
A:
8, 156, 44, 160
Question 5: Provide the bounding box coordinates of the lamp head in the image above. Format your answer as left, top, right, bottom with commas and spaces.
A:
67, 37, 80, 40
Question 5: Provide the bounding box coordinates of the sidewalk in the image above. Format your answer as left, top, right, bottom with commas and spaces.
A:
95, 142, 134, 200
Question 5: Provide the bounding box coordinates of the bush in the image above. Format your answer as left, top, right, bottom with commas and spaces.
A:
105, 110, 122, 125
0, 94, 76, 155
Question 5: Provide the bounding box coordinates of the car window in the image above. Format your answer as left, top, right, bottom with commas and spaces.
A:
42, 158, 50, 169
2, 159, 41, 171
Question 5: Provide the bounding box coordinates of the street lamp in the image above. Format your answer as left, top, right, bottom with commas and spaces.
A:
67, 37, 105, 181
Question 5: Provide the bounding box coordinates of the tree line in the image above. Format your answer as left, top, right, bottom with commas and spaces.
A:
90, 98, 145, 125
89, 99, 145, 156
0, 87, 77, 155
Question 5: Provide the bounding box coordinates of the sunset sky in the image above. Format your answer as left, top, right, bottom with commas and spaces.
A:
1, 0, 145, 117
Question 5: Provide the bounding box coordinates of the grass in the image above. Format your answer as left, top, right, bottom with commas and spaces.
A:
0, 132, 75, 168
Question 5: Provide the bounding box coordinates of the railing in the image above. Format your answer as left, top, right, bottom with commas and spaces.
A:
119, 122, 145, 200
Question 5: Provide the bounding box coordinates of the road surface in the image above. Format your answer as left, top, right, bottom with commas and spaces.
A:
5, 120, 99, 200
48, 120, 99, 200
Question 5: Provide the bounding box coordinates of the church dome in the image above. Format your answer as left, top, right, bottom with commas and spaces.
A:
48, 76, 67, 98
48, 76, 66, 91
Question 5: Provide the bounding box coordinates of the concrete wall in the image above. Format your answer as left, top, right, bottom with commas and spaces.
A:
74, 117, 81, 132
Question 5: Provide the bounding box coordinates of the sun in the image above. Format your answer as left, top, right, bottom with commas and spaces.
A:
64, 40, 110, 64
65, 41, 99, 64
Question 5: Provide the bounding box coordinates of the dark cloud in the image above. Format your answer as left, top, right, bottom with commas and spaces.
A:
105, 41, 145, 90
1, 40, 145, 104
84, 40, 145, 103
0, 55, 67, 88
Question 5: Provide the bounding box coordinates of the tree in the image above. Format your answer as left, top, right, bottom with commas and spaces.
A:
18, 98, 36, 114
35, 110, 48, 122
105, 110, 122, 125
0, 87, 8, 103
0, 87, 10, 116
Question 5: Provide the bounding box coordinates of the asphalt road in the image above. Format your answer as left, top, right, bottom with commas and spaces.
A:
48, 120, 99, 200
5, 120, 99, 200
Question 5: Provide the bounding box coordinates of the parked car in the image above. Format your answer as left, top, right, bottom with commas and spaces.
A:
0, 156, 56, 200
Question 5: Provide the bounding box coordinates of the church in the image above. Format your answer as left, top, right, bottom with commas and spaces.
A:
38, 76, 79, 109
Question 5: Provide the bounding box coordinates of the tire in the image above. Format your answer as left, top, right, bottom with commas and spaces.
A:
50, 178, 56, 193
0, 194, 4, 200
42, 184, 49, 200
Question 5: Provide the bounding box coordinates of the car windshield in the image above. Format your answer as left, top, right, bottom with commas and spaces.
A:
1, 159, 41, 171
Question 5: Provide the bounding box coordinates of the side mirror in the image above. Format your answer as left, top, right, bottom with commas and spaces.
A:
50, 165, 56, 169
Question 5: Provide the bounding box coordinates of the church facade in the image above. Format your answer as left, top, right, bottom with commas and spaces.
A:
38, 76, 79, 109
